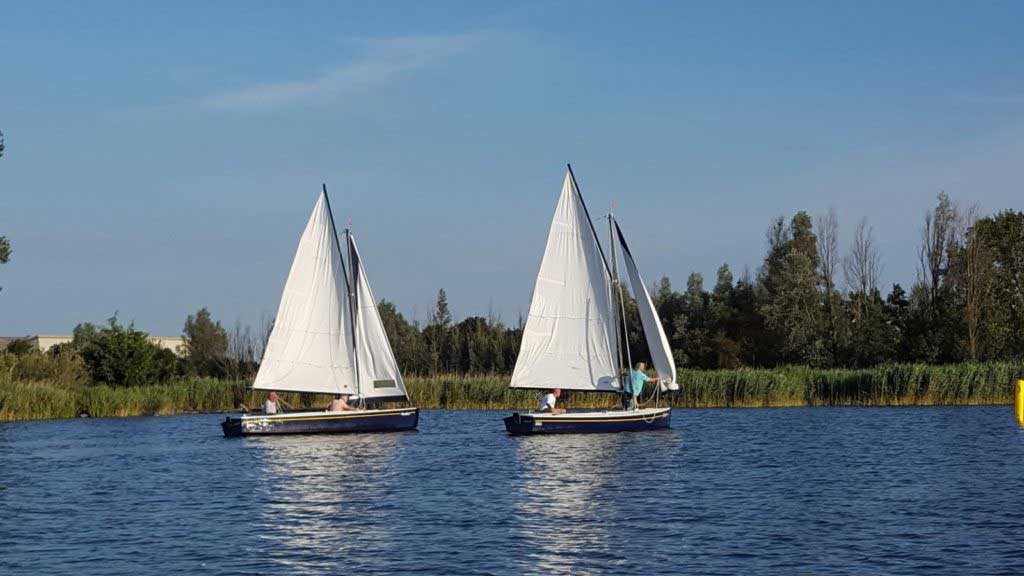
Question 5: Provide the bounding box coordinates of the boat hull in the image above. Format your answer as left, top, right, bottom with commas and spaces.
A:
503, 407, 671, 435
221, 407, 419, 437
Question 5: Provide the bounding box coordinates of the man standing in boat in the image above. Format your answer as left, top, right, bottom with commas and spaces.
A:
538, 388, 566, 414
624, 362, 660, 410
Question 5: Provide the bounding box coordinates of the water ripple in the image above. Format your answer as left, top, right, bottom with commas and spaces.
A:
2, 407, 1023, 575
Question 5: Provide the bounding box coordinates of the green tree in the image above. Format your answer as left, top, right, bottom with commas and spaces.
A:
183, 307, 228, 377
77, 317, 180, 386
905, 193, 964, 363
970, 210, 1024, 358
674, 272, 714, 368
710, 264, 743, 368
378, 299, 428, 374
425, 289, 452, 373
884, 284, 911, 361
760, 212, 826, 365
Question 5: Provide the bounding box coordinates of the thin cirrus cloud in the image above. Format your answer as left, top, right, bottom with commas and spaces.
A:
203, 32, 483, 111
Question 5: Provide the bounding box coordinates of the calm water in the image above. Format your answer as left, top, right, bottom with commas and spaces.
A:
2, 407, 1023, 575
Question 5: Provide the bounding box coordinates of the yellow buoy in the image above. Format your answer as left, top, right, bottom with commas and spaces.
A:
1017, 380, 1024, 427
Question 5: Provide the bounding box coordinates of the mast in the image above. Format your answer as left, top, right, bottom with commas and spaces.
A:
606, 210, 630, 403
612, 215, 634, 406
346, 227, 362, 405
321, 183, 354, 399
608, 213, 626, 395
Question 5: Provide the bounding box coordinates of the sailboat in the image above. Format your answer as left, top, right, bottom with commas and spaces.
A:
222, 186, 418, 437
503, 165, 678, 435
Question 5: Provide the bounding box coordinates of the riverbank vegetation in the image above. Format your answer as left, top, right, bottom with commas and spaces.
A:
2, 363, 1021, 421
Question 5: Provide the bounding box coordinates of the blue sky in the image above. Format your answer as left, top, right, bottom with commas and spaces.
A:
2, 1, 1023, 336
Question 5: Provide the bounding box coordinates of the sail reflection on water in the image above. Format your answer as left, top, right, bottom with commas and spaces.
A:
245, 434, 403, 573
510, 434, 632, 575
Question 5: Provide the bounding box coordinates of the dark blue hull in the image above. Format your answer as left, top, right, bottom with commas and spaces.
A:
503, 408, 671, 435
221, 408, 419, 437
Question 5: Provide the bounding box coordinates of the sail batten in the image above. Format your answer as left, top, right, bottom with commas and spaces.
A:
253, 191, 357, 395
615, 221, 677, 387
510, 169, 620, 392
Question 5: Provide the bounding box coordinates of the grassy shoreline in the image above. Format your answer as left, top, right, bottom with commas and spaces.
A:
2, 363, 1022, 422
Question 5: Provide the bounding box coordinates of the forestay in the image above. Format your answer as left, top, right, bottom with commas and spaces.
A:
347, 232, 409, 402
615, 221, 677, 388
254, 191, 357, 395
510, 169, 620, 392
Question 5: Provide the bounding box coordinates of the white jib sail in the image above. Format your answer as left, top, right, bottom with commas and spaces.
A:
615, 221, 678, 389
510, 169, 620, 392
347, 232, 409, 402
253, 191, 357, 395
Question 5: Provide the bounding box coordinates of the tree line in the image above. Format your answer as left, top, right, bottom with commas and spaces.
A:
643, 194, 1024, 369
4, 192, 1023, 387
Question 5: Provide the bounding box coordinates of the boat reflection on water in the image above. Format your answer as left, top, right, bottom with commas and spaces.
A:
244, 433, 404, 573
510, 433, 637, 575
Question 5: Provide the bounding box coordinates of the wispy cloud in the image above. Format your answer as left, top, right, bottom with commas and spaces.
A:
204, 33, 482, 111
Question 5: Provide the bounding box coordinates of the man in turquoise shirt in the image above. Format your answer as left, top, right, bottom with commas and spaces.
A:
623, 361, 660, 410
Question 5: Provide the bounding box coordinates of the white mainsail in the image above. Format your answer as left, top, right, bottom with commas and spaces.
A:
615, 221, 678, 389
347, 232, 409, 402
253, 191, 357, 395
510, 168, 621, 392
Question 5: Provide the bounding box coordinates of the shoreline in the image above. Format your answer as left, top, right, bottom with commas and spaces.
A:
1, 401, 1016, 424
2, 364, 1021, 422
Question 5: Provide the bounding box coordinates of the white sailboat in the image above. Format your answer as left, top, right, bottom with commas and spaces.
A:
503, 165, 675, 435
222, 186, 418, 437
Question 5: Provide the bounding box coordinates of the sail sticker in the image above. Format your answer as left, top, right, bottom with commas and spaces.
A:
373, 379, 397, 389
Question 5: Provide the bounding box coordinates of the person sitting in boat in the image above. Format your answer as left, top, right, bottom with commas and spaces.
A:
327, 394, 355, 412
264, 392, 280, 415
538, 388, 566, 414
623, 362, 660, 410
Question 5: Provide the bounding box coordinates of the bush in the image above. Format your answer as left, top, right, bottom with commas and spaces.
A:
5, 338, 34, 355
11, 348, 90, 386
78, 317, 183, 387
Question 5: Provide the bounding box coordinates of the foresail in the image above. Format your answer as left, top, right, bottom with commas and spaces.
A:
510, 169, 620, 391
348, 233, 409, 402
615, 221, 677, 387
253, 191, 357, 395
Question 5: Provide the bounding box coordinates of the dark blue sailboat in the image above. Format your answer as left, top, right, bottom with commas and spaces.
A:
503, 166, 678, 435
222, 407, 418, 437
222, 186, 417, 437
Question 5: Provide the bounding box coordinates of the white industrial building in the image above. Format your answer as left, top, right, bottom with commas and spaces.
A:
0, 334, 186, 356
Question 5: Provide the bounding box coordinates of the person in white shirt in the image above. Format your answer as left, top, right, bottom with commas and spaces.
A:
263, 391, 280, 415
538, 388, 565, 414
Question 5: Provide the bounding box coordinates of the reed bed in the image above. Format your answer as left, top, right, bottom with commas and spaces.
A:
1, 362, 1021, 421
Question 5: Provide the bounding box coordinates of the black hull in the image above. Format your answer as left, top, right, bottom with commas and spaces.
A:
221, 408, 419, 437
503, 408, 671, 435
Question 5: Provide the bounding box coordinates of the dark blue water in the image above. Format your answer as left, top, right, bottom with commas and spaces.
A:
2, 407, 1023, 575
